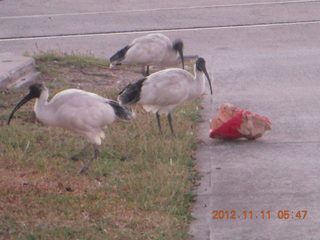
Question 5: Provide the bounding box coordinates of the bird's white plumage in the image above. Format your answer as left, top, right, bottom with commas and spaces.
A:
139, 66, 207, 115
34, 88, 116, 145
123, 34, 177, 66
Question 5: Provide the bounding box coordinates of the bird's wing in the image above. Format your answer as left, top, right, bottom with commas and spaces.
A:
123, 35, 170, 64
139, 69, 194, 106
50, 89, 106, 105
48, 90, 115, 131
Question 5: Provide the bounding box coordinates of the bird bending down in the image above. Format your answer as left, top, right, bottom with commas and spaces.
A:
8, 83, 135, 174
118, 57, 212, 135
109, 33, 184, 76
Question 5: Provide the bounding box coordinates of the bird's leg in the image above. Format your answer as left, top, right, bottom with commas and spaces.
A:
78, 144, 99, 174
69, 143, 90, 161
156, 112, 163, 135
141, 66, 147, 76
144, 66, 150, 76
167, 113, 176, 136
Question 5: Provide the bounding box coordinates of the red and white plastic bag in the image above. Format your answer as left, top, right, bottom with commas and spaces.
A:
209, 103, 272, 140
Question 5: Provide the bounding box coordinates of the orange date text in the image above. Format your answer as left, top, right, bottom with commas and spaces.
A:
212, 210, 307, 220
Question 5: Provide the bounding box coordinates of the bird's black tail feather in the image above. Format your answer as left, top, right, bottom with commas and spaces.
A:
118, 78, 146, 106
110, 45, 131, 63
108, 100, 135, 121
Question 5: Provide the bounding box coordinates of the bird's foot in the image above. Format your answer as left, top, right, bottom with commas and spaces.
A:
78, 166, 88, 175
69, 156, 79, 162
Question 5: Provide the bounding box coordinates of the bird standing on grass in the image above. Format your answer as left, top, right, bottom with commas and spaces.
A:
109, 33, 184, 76
118, 57, 212, 136
8, 83, 135, 174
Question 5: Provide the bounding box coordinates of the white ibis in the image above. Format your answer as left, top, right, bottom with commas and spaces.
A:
118, 57, 212, 135
109, 33, 184, 76
8, 83, 135, 174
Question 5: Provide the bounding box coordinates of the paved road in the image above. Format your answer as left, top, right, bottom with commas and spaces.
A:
1, 0, 320, 239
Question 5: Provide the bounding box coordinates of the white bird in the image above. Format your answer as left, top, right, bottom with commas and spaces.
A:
8, 83, 135, 174
109, 33, 184, 76
118, 57, 212, 135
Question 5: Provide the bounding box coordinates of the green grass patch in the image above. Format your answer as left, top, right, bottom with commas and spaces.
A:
0, 52, 201, 240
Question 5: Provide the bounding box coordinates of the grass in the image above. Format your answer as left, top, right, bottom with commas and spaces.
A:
0, 52, 202, 240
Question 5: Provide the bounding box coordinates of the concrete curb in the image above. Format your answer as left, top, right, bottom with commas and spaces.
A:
0, 52, 40, 90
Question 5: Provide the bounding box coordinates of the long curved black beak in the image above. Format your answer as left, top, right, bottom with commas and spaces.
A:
8, 92, 36, 125
178, 48, 184, 69
203, 68, 213, 95
173, 40, 184, 69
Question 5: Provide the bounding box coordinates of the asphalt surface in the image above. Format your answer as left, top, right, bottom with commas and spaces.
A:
1, 0, 320, 239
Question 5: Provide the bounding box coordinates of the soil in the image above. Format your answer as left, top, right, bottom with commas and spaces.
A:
35, 57, 195, 93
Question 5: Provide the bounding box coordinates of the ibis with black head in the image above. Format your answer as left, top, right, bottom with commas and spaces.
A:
8, 83, 135, 174
118, 57, 212, 135
110, 33, 184, 76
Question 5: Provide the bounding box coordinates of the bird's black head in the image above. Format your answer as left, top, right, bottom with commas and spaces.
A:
195, 58, 213, 95
196, 58, 206, 71
28, 83, 44, 98
172, 39, 183, 51
7, 83, 45, 125
172, 39, 184, 69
